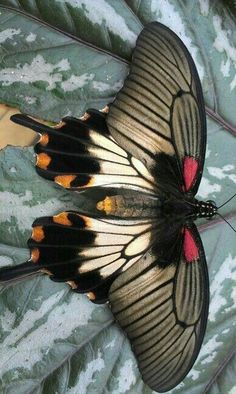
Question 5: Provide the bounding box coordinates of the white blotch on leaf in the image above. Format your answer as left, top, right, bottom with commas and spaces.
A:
213, 15, 236, 91
209, 254, 236, 322
199, 335, 222, 365
61, 73, 94, 92
0, 28, 21, 43
208, 165, 236, 184
116, 359, 136, 393
150, 0, 204, 80
221, 57, 231, 77
93, 80, 123, 92
105, 338, 116, 349
0, 292, 97, 377
0, 190, 77, 231
222, 328, 230, 334
0, 255, 13, 268
187, 368, 200, 381
205, 145, 211, 159
67, 350, 105, 394
0, 308, 16, 333
198, 0, 210, 16
19, 95, 37, 105
0, 55, 70, 91
55, 0, 137, 45
197, 177, 221, 199
26, 32, 37, 42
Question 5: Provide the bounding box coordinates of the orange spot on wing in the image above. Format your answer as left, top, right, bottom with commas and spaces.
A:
31, 248, 40, 263
55, 175, 76, 188
53, 212, 72, 226
36, 153, 51, 170
39, 133, 49, 146
32, 226, 45, 242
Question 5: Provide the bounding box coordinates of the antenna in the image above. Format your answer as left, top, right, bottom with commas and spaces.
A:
216, 212, 236, 233
217, 193, 236, 209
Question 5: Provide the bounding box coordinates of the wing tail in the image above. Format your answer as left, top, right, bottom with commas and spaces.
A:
0, 261, 40, 282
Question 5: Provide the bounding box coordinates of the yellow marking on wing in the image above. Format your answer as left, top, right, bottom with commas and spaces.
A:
39, 133, 49, 146
32, 226, 45, 242
53, 212, 72, 226
87, 292, 96, 300
31, 248, 40, 263
67, 281, 78, 289
55, 175, 76, 188
36, 153, 51, 170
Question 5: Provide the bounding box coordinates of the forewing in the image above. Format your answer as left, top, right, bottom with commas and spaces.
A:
109, 223, 209, 392
107, 22, 206, 195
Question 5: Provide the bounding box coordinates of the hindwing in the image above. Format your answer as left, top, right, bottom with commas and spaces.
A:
109, 223, 209, 392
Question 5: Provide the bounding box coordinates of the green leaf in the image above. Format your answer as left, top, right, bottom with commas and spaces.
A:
0, 0, 142, 59
0, 2, 236, 394
0, 6, 130, 120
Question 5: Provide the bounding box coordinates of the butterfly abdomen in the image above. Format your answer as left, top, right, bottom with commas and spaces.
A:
96, 193, 159, 218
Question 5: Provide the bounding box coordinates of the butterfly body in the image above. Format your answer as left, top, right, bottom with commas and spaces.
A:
0, 22, 216, 392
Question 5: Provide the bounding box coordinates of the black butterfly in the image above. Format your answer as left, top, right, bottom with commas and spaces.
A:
0, 22, 217, 392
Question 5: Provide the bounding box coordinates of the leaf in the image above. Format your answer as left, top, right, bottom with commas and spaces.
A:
0, 104, 37, 149
0, 2, 236, 394
0, 6, 130, 120
0, 0, 142, 59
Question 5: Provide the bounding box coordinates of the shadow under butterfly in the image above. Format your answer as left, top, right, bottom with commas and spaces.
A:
0, 22, 218, 392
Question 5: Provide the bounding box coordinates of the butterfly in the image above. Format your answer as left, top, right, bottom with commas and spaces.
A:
0, 22, 217, 392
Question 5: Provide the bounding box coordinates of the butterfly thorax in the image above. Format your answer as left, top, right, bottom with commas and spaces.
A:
162, 198, 217, 220
193, 199, 217, 219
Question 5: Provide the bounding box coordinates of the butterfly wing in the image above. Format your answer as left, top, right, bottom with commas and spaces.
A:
109, 223, 209, 392
11, 22, 206, 198
0, 210, 161, 303
10, 110, 155, 194
107, 21, 206, 196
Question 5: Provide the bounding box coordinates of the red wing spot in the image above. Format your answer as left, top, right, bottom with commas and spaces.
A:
183, 229, 199, 262
183, 156, 199, 191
